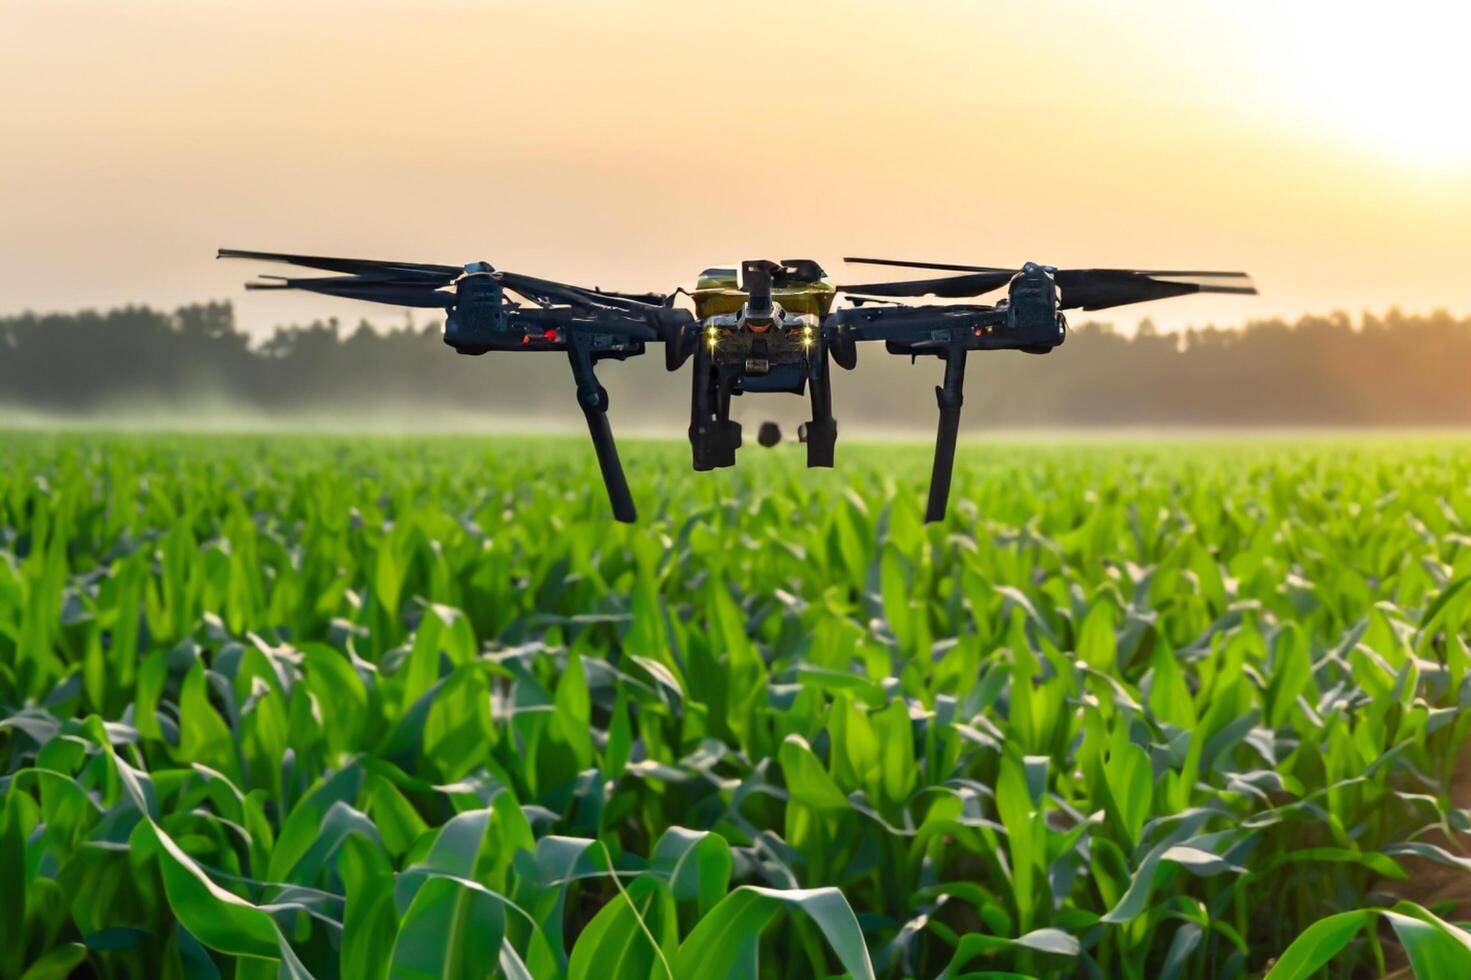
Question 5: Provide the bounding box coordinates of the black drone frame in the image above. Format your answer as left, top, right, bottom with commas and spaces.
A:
220, 249, 1254, 524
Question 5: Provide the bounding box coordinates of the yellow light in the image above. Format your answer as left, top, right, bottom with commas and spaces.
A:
707, 336, 717, 350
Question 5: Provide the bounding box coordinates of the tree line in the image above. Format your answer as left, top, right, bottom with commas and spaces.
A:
1, 302, 1467, 427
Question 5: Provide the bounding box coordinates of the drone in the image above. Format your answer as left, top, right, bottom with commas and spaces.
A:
219, 249, 1255, 523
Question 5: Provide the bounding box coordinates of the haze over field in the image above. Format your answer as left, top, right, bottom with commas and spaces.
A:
3, 304, 1466, 432
3, 0, 1470, 339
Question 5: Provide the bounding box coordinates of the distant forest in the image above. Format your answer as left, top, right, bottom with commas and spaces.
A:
1, 302, 1468, 428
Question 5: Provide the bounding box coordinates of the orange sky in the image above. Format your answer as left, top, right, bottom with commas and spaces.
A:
2, 0, 1468, 336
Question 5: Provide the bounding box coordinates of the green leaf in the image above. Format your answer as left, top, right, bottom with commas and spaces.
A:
568, 876, 677, 980
938, 928, 1081, 979
364, 773, 429, 858
267, 762, 364, 883
1264, 909, 1373, 980
1148, 643, 1196, 729
873, 698, 917, 812
338, 834, 396, 980
300, 643, 369, 753
1075, 602, 1117, 672
880, 545, 913, 652
176, 660, 240, 782
1103, 727, 1152, 850
674, 886, 875, 980
18, 943, 87, 980
649, 827, 733, 918
390, 875, 506, 980
779, 735, 850, 813
995, 751, 1037, 932
1385, 903, 1471, 979
1, 789, 32, 978
134, 819, 309, 977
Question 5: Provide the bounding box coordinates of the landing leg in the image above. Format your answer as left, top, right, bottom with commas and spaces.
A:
568, 337, 636, 523
690, 346, 740, 471
690, 347, 717, 471
712, 371, 740, 468
805, 344, 836, 468
925, 345, 967, 523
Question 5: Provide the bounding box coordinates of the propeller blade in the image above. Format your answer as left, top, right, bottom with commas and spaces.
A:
219, 248, 461, 285
222, 248, 674, 314
245, 275, 454, 309
1055, 270, 1256, 311
1118, 269, 1252, 279
844, 256, 1014, 274
840, 254, 1256, 310
835, 270, 1014, 299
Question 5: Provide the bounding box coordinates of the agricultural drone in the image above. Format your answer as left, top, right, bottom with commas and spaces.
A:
220, 249, 1255, 523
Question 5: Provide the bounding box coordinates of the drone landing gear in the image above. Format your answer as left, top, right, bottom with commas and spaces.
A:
568, 336, 637, 523
925, 344, 967, 523
805, 345, 836, 468
690, 352, 741, 471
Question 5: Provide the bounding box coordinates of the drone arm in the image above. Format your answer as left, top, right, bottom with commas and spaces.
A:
829, 305, 1003, 346
829, 304, 1064, 355
567, 333, 637, 523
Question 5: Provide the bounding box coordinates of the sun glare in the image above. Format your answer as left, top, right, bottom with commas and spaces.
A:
1263, 1, 1471, 168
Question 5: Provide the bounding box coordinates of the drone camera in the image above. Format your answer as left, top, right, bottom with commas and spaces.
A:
741, 259, 779, 322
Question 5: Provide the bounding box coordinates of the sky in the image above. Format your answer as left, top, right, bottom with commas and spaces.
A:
2, 0, 1469, 337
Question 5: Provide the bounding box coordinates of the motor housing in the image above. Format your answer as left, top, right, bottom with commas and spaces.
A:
444, 273, 506, 352
1005, 262, 1066, 352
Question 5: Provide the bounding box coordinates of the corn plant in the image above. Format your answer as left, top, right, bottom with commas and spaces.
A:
1, 432, 1470, 978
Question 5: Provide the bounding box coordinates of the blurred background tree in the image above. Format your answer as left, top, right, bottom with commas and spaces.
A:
1, 303, 1466, 428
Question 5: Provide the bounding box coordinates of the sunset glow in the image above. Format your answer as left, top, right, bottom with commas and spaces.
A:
2, 0, 1468, 335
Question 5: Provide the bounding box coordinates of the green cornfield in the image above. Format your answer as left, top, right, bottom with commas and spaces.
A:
3, 432, 1471, 979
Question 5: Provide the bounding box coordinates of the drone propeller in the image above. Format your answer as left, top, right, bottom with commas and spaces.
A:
837, 257, 1255, 311
222, 248, 465, 314
1050, 269, 1255, 311
222, 249, 673, 318
246, 274, 456, 309
218, 248, 462, 284
835, 270, 1016, 300
845, 257, 1015, 274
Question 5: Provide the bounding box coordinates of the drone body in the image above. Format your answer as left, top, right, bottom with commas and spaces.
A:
220, 249, 1255, 523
